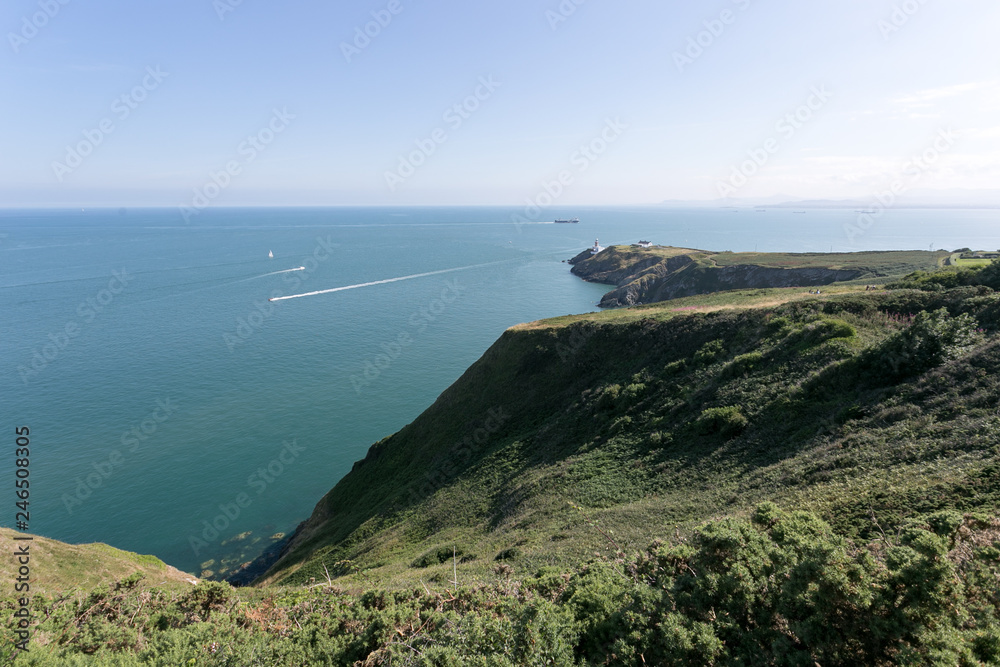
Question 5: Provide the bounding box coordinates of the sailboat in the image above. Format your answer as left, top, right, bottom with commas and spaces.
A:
268, 250, 274, 259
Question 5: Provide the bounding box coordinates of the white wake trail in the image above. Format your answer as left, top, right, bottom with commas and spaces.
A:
259, 267, 306, 277
268, 261, 504, 302
231, 267, 307, 284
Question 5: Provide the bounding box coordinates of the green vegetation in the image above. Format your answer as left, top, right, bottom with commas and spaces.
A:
708, 248, 949, 273
889, 260, 1000, 292
6, 505, 1000, 665
695, 405, 748, 438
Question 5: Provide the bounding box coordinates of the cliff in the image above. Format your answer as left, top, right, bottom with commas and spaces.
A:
251, 283, 1000, 589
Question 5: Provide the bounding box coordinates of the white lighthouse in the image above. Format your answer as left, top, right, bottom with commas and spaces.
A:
591, 238, 604, 255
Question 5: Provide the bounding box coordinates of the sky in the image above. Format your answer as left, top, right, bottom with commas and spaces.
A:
1, 0, 999, 207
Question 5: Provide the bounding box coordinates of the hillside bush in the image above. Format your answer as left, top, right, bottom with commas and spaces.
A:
696, 406, 748, 438
889, 261, 1000, 292
723, 351, 764, 378
694, 339, 726, 365
864, 308, 985, 381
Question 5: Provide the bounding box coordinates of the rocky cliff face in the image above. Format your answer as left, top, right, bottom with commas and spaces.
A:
571, 247, 863, 308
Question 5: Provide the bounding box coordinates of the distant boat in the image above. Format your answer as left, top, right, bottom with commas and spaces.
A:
268, 250, 274, 258
554, 218, 579, 224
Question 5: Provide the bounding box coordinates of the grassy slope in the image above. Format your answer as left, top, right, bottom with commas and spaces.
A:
590, 245, 950, 273
707, 249, 949, 273
259, 284, 1000, 590
0, 528, 198, 597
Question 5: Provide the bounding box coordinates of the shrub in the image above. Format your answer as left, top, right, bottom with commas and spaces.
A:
596, 384, 621, 412
694, 339, 726, 365
787, 318, 856, 348
696, 406, 748, 438
495, 547, 521, 561
888, 262, 999, 292
978, 260, 1000, 290
864, 308, 985, 380
411, 546, 465, 568
622, 383, 646, 401
723, 351, 763, 378
767, 316, 793, 335
663, 359, 687, 375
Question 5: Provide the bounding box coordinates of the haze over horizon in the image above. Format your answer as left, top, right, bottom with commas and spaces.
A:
2, 0, 999, 208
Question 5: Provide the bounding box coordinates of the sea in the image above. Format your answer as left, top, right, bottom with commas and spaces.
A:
2, 205, 998, 577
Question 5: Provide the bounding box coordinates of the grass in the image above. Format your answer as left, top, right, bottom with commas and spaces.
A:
956, 258, 995, 267
0, 528, 197, 597
707, 248, 950, 271
515, 284, 866, 330
604, 245, 950, 271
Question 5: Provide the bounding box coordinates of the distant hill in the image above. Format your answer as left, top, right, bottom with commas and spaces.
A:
659, 189, 1000, 209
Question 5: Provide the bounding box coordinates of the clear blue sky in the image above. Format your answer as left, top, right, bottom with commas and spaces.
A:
2, 0, 998, 206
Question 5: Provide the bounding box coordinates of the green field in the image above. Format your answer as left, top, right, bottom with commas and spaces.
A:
593, 245, 951, 273
706, 248, 950, 272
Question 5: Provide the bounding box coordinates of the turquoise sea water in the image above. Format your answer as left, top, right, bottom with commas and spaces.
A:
2, 206, 998, 576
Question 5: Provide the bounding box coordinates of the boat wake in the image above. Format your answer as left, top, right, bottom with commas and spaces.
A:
257, 267, 306, 278
269, 260, 506, 302
230, 267, 307, 284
